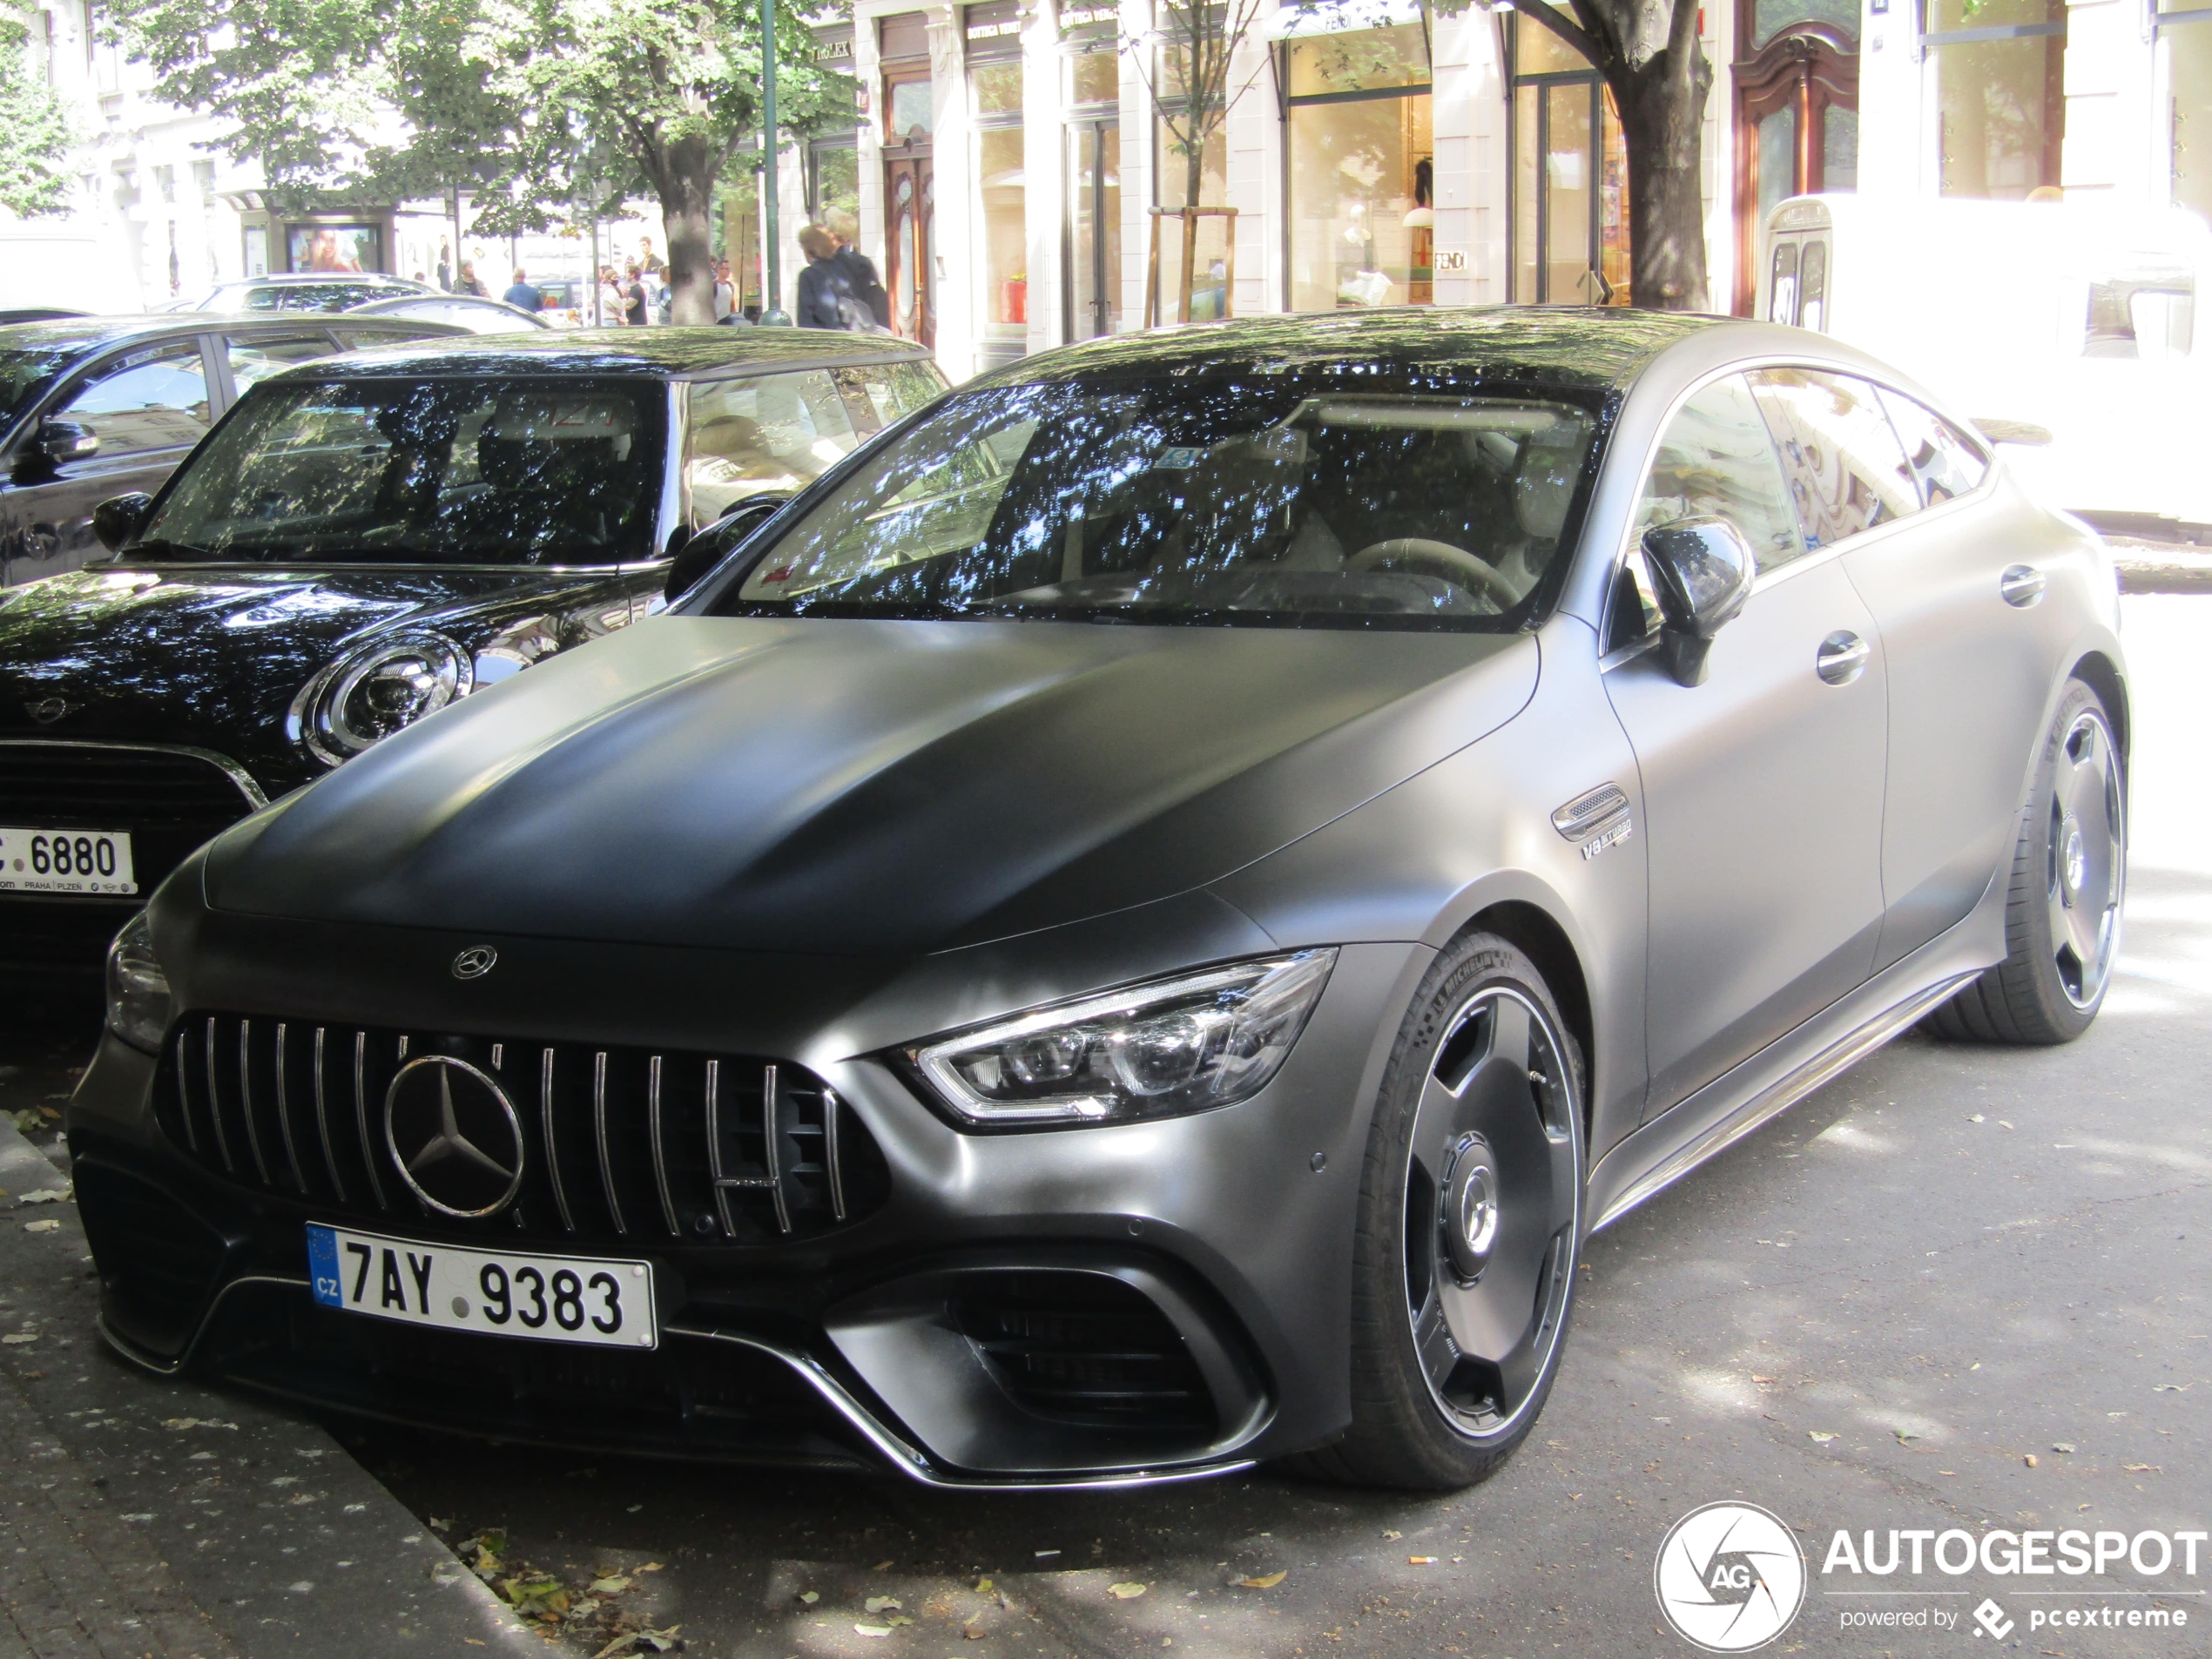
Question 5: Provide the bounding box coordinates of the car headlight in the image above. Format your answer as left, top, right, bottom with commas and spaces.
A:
293, 631, 474, 765
105, 910, 171, 1055
907, 950, 1337, 1130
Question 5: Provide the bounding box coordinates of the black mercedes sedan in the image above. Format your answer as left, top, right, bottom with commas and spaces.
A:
69, 310, 2125, 1492
0, 328, 945, 990
0, 313, 463, 587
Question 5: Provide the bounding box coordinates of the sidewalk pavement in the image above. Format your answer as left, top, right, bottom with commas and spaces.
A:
0, 1118, 541, 1658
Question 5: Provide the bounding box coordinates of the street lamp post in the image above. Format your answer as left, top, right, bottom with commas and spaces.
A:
759, 0, 792, 325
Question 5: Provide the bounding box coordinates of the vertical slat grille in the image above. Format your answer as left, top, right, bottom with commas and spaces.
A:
154, 1015, 889, 1247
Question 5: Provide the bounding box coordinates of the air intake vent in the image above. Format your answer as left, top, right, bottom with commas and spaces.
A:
153, 1015, 889, 1247
953, 1272, 1215, 1432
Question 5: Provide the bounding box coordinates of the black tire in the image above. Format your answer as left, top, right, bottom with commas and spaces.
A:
1925, 678, 2125, 1045
1291, 932, 1586, 1490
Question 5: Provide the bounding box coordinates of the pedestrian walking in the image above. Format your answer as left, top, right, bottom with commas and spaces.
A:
825, 210, 892, 331
435, 242, 452, 291
502, 267, 543, 313
794, 226, 857, 330
712, 260, 735, 322
455, 260, 488, 298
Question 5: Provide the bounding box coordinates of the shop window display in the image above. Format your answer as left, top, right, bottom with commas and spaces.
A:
1928, 0, 2065, 199
1285, 21, 1435, 312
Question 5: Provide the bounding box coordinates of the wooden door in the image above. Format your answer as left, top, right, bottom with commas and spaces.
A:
885, 153, 935, 348
1732, 15, 1858, 316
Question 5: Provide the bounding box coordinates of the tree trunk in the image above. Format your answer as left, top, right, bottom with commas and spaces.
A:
654, 132, 722, 326
1608, 37, 1711, 309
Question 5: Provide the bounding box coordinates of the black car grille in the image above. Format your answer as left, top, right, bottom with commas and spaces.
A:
954, 1272, 1215, 1432
0, 741, 261, 826
153, 1014, 890, 1247
0, 744, 264, 978
73, 1162, 233, 1356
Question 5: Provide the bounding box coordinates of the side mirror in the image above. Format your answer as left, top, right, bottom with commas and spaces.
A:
37, 419, 99, 466
92, 492, 154, 552
664, 493, 789, 603
1641, 516, 1757, 687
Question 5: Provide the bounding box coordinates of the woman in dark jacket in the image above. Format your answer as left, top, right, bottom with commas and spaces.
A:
793, 224, 855, 329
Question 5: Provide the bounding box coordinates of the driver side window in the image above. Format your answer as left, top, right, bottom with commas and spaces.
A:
1610, 372, 1804, 651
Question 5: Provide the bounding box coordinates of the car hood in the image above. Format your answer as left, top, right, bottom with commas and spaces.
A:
0, 564, 641, 791
203, 615, 1540, 955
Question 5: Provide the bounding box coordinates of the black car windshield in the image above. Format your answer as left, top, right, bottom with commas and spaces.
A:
721, 374, 1601, 628
139, 376, 665, 566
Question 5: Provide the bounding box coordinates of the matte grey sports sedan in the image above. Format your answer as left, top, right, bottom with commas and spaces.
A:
71, 310, 2127, 1491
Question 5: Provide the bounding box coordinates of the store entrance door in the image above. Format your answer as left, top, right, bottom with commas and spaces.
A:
1731, 2, 1858, 315
1067, 118, 1120, 340
885, 152, 935, 347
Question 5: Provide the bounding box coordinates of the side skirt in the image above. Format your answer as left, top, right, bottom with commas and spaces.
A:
1587, 859, 2008, 1232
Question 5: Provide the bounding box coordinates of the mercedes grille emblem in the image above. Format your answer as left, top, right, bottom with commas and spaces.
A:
383, 1055, 526, 1218
451, 945, 498, 980
25, 696, 78, 725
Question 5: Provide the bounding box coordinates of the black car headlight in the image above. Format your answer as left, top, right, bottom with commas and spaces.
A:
293, 631, 474, 765
907, 950, 1337, 1130
105, 910, 171, 1055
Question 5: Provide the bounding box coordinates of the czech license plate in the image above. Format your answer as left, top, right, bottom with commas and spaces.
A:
306, 1223, 657, 1350
0, 826, 136, 895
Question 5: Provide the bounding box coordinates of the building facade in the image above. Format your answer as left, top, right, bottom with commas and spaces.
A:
753, 0, 2212, 382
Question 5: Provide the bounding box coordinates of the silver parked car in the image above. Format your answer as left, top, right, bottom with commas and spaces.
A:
72, 311, 2125, 1491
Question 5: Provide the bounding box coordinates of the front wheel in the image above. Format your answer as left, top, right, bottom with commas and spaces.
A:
1926, 678, 2125, 1045
1293, 933, 1586, 1490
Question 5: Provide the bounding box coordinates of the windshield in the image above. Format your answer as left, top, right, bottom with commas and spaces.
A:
0, 347, 77, 425
139, 376, 666, 566
721, 374, 1600, 628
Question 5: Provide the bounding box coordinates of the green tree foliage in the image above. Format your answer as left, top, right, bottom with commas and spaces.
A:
110, 0, 848, 320
0, 10, 77, 218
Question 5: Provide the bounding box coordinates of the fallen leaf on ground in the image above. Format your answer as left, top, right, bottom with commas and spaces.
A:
2025, 1454, 2039, 1467
2052, 1443, 2075, 1453
797, 1590, 819, 1605
17, 1188, 70, 1204
23, 1219, 58, 1233
865, 1596, 903, 1614
853, 1624, 893, 1639
1895, 1431, 1919, 1444
873, 1559, 894, 1571
1381, 1530, 1402, 1541
160, 1417, 238, 1431
887, 1615, 914, 1627
1808, 1431, 1837, 1444
1109, 1582, 1147, 1600
589, 1576, 631, 1595
1238, 1572, 1286, 1589
974, 1577, 994, 1594
2124, 1464, 2161, 1473
636, 1562, 663, 1573
1, 1333, 37, 1345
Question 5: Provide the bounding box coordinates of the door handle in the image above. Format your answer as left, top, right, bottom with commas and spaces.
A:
2000, 563, 2046, 607
1816, 631, 1870, 685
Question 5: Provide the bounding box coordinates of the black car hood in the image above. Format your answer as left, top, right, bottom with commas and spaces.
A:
204, 615, 1539, 955
0, 564, 640, 792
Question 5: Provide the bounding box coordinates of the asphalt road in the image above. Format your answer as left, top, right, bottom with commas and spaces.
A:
5, 594, 2206, 1659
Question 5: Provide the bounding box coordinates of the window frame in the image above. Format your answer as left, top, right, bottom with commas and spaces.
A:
1599, 356, 2000, 666
42, 334, 223, 459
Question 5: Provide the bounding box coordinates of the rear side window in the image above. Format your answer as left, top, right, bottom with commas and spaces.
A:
52, 344, 212, 456
1875, 387, 1988, 506
226, 332, 337, 396
1746, 368, 1919, 552
685, 371, 862, 529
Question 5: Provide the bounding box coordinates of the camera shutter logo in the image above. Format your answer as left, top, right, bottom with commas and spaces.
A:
1653, 1501, 1807, 1652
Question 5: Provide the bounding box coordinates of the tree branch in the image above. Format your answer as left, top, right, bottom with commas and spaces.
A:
1514, 0, 1605, 67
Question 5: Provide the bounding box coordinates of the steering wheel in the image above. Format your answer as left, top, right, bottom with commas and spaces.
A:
1346, 538, 1522, 606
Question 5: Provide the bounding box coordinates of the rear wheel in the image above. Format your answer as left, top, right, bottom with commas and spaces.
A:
1294, 933, 1585, 1490
1926, 678, 2125, 1044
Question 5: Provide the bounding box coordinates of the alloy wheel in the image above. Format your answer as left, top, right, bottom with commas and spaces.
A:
1401, 985, 1581, 1439
2045, 708, 2125, 1008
